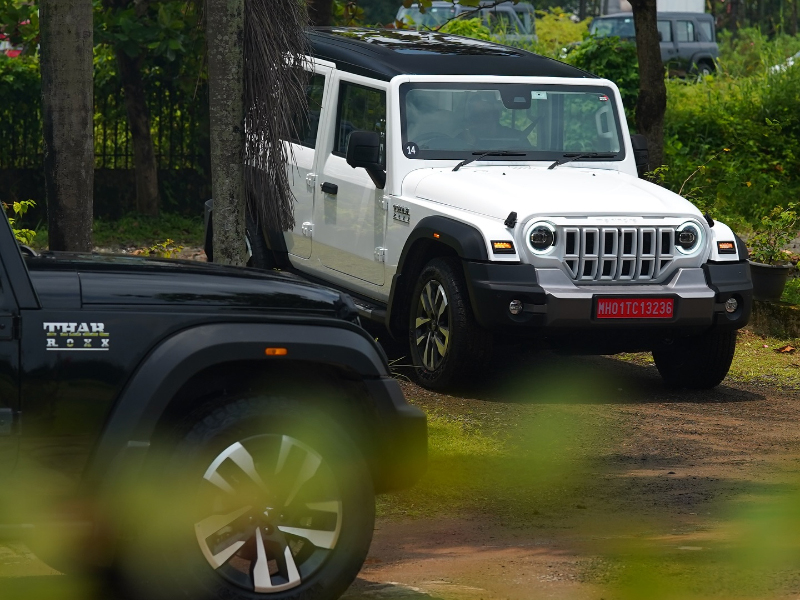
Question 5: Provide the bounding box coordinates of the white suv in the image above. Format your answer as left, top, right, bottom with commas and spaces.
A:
205, 27, 753, 391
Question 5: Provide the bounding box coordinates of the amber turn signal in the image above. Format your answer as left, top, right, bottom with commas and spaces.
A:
265, 347, 288, 356
717, 241, 736, 254
492, 240, 516, 254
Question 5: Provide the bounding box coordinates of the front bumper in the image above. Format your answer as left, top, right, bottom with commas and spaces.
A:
464, 260, 752, 348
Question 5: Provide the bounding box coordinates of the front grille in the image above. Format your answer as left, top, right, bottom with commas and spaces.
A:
563, 226, 676, 282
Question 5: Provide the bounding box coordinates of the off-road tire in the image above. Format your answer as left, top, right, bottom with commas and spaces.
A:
119, 396, 375, 600
408, 257, 492, 390
653, 330, 737, 390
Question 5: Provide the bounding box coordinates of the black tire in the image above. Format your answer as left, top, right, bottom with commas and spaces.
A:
694, 61, 714, 79
119, 396, 375, 600
652, 330, 737, 390
246, 213, 275, 270
407, 256, 492, 390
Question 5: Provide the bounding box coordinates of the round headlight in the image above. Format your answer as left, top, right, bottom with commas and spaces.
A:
529, 222, 557, 254
676, 222, 702, 254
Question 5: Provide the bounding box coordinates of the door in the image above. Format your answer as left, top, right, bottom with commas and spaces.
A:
314, 79, 387, 287
284, 66, 331, 259
658, 19, 678, 68
675, 19, 698, 75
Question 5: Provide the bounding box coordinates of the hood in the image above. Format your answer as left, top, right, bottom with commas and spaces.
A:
402, 165, 703, 221
26, 253, 356, 318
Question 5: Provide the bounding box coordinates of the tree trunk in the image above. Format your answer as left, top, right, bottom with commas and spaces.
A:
307, 0, 333, 26
630, 0, 667, 172
40, 0, 94, 252
792, 0, 798, 35
730, 0, 740, 37
206, 0, 247, 266
116, 49, 160, 216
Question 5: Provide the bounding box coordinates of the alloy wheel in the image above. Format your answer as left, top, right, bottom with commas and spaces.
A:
413, 280, 451, 371
195, 435, 342, 593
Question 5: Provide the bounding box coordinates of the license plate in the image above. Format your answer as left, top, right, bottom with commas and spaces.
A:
596, 298, 674, 319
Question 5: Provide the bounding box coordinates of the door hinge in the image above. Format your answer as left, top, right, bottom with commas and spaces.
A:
0, 409, 12, 436
380, 195, 390, 211
301, 222, 313, 238
305, 173, 316, 190
374, 247, 387, 263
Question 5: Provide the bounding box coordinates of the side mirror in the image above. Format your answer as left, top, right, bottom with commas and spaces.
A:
630, 134, 649, 178
346, 131, 386, 189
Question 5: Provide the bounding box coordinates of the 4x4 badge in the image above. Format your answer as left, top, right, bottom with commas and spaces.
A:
43, 322, 111, 351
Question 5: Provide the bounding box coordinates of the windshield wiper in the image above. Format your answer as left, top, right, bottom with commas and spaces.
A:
547, 152, 617, 169
548, 152, 618, 170
453, 151, 527, 172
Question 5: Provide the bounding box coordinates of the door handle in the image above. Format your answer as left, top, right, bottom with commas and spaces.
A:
321, 182, 338, 195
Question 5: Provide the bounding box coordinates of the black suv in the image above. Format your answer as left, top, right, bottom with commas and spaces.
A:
0, 212, 426, 600
589, 12, 719, 76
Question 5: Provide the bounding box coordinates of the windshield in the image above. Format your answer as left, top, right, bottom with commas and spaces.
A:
400, 83, 624, 161
589, 17, 635, 39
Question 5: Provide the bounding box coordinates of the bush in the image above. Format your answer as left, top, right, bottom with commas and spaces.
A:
564, 35, 640, 120
661, 65, 800, 227
528, 7, 590, 58
440, 17, 492, 41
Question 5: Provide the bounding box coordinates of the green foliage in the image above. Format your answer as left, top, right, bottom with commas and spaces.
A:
528, 7, 590, 58
717, 27, 800, 78
661, 63, 800, 226
94, 0, 201, 62
783, 276, 800, 305
564, 35, 639, 119
333, 0, 365, 26
143, 238, 184, 258
3, 199, 36, 245
0, 52, 42, 167
747, 203, 799, 265
0, 1, 208, 173
439, 17, 492, 40
0, 0, 39, 53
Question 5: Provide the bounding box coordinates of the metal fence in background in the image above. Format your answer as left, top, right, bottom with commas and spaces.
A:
1, 81, 209, 172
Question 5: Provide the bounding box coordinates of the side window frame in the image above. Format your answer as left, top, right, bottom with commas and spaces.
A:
657, 20, 672, 43
332, 80, 387, 167
676, 20, 695, 43
290, 70, 326, 150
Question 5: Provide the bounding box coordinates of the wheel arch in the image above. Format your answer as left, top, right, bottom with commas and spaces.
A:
386, 216, 488, 336
85, 322, 388, 487
692, 54, 717, 71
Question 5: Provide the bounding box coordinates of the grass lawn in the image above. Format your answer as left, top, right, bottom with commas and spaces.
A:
29, 213, 205, 252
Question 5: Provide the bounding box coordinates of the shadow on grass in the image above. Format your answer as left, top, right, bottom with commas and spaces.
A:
455, 352, 763, 406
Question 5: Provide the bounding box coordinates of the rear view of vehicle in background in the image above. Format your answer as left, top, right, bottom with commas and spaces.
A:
396, 1, 537, 44
589, 12, 718, 77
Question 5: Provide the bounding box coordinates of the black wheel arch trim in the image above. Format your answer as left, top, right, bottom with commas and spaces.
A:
386, 216, 488, 333
85, 322, 392, 484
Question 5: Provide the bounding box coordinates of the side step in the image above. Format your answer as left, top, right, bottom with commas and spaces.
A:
351, 298, 387, 323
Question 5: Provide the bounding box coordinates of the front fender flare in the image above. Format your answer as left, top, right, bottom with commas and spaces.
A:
85, 322, 387, 484
386, 215, 489, 333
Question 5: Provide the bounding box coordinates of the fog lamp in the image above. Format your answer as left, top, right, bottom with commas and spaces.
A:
724, 297, 738, 314
509, 299, 524, 315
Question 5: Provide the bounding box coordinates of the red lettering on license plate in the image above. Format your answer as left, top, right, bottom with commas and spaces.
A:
596, 298, 674, 319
